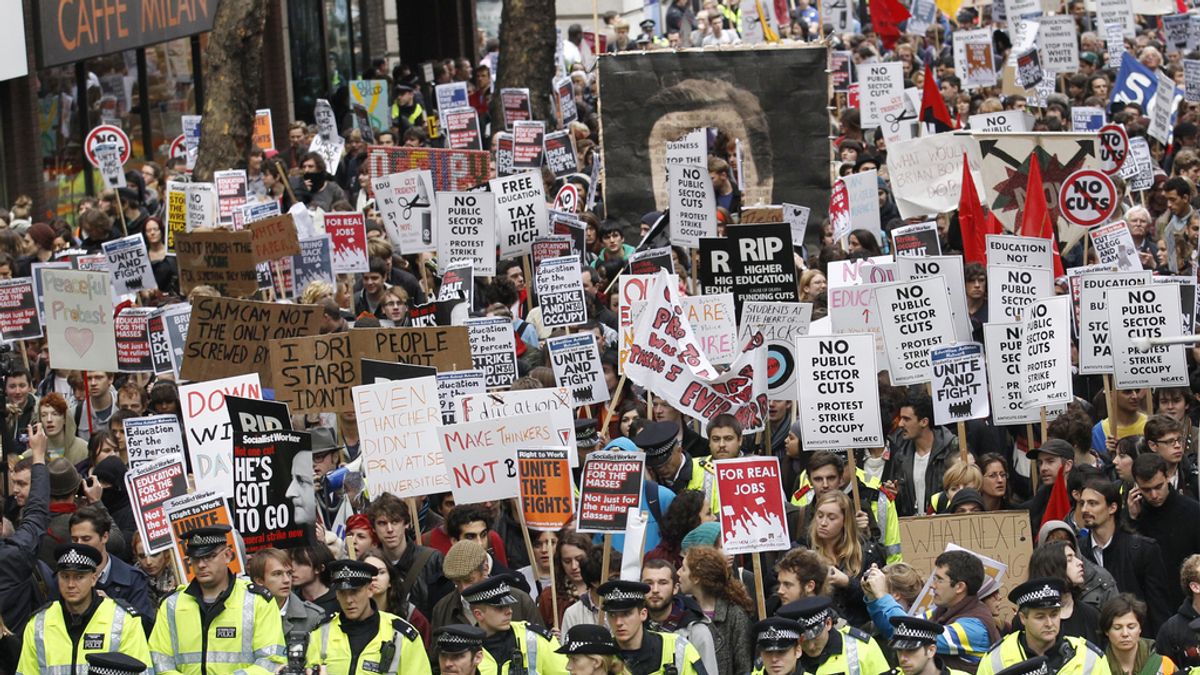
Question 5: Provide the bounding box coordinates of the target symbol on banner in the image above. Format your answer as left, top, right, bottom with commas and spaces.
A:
766, 343, 795, 392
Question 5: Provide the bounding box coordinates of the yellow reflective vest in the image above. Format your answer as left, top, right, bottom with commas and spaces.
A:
149, 575, 286, 675
306, 609, 430, 675
17, 595, 150, 675
797, 626, 892, 675
635, 631, 707, 675
976, 633, 1111, 675
791, 469, 903, 564
478, 620, 568, 675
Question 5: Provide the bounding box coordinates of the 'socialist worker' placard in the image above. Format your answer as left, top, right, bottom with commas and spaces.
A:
794, 334, 883, 450
517, 448, 575, 531
575, 451, 645, 533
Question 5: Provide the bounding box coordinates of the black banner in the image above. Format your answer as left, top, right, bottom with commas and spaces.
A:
699, 223, 798, 318
228, 396, 311, 553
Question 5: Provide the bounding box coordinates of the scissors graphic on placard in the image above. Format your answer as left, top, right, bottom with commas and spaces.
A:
396, 194, 430, 220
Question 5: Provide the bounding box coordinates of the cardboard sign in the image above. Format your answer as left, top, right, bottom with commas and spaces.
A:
986, 234, 1053, 270
546, 333, 609, 407
437, 191, 496, 276
699, 223, 798, 317
500, 87, 532, 130
269, 327, 472, 413
512, 120, 545, 169
1110, 285, 1189, 388
443, 107, 482, 150
43, 269, 117, 372
518, 448, 575, 531
214, 170, 248, 227
1022, 296, 1073, 407
165, 491, 244, 579
0, 278, 41, 340
492, 171, 548, 258
125, 456, 189, 555
535, 255, 586, 328
436, 369, 487, 425
891, 221, 941, 258
124, 414, 185, 469
325, 212, 368, 274
181, 297, 322, 385
873, 277, 954, 385
465, 316, 519, 388
374, 170, 437, 255
456, 388, 579, 466
930, 342, 990, 425
716, 457, 790, 555
175, 230, 259, 297
248, 214, 301, 262
290, 236, 334, 293
544, 130, 578, 178
1089, 221, 1140, 270
103, 234, 157, 295
668, 164, 717, 249
738, 302, 812, 396
115, 307, 155, 372
576, 451, 645, 533
232, 424, 312, 552
794, 334, 883, 450
987, 264, 1054, 322
1080, 271, 1153, 375
887, 134, 985, 220
180, 374, 262, 495
439, 412, 556, 504
353, 375, 447, 498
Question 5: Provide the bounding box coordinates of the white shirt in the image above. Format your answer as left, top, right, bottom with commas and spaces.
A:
913, 451, 931, 513
1091, 530, 1113, 567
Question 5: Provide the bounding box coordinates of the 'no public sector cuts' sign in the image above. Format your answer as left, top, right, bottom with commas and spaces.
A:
795, 334, 883, 450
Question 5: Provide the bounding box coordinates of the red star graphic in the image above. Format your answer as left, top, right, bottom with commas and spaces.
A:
989, 149, 1085, 225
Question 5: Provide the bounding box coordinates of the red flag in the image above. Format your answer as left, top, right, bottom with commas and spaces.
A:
919, 64, 954, 133
1039, 465, 1072, 535
958, 153, 987, 265
870, 0, 911, 50
1018, 155, 1066, 278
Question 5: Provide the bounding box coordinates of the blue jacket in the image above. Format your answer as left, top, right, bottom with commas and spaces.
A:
867, 593, 994, 668
96, 554, 155, 632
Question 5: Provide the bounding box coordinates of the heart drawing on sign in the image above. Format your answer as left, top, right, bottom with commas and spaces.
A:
64, 328, 94, 356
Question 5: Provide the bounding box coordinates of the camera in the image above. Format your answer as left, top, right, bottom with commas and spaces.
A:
280, 631, 309, 675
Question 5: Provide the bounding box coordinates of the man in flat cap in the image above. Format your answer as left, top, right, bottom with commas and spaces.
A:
599, 579, 707, 674
463, 575, 566, 673
976, 578, 1108, 675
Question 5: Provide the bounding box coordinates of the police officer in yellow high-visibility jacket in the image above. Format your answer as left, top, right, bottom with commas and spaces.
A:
975, 578, 1110, 675
306, 559, 430, 675
17, 544, 151, 675
885, 615, 971, 675
790, 452, 903, 564
781, 596, 891, 675
149, 526, 285, 675
84, 652, 152, 675
749, 617, 805, 675
463, 575, 567, 675
601, 579, 708, 675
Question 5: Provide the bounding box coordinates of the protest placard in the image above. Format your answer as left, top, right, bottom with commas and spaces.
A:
891, 221, 941, 257
546, 333, 609, 407
180, 374, 262, 495
781, 203, 811, 246
290, 236, 333, 292
456, 387, 579, 463
681, 293, 739, 365
165, 181, 187, 248
465, 317, 519, 388
830, 51, 853, 91
738, 302, 812, 396
668, 164, 717, 249
873, 277, 954, 385
182, 296, 322, 384
842, 169, 882, 240
253, 108, 273, 150
43, 269, 117, 372
535, 255, 586, 328
886, 134, 985, 220
576, 451, 645, 533
269, 327, 472, 413
1079, 271, 1153, 374
954, 29, 997, 88
987, 264, 1054, 322
1126, 137, 1156, 190
437, 191, 496, 276
500, 87, 532, 130
435, 81, 469, 113
1038, 16, 1079, 73
160, 303, 191, 375
1149, 71, 1177, 145
439, 412, 557, 503
185, 182, 217, 230
125, 456, 189, 554
967, 110, 1033, 133
436, 369, 487, 425
359, 359, 434, 385
716, 457, 790, 555
495, 133, 514, 175
164, 490, 245, 579
373, 169, 436, 255
124, 414, 185, 469
1023, 296, 1073, 407
0, 278, 41, 340
986, 234, 1054, 269
214, 170, 247, 227
544, 130, 578, 178
983, 323, 1040, 425
1069, 106, 1106, 132
353, 375, 447, 498
115, 307, 154, 372
324, 212, 368, 274
794, 334, 883, 449
144, 309, 173, 376
175, 230, 259, 297
102, 234, 157, 295
895, 255, 972, 343
438, 260, 474, 307
532, 239, 573, 273
248, 214, 300, 262
512, 120, 545, 169
699, 223, 798, 317
1089, 221, 1141, 271
1152, 275, 1197, 334
1110, 285, 1189, 388
1186, 60, 1200, 103
1098, 0, 1136, 35
492, 171, 548, 258
858, 62, 904, 128
554, 76, 578, 127
1016, 48, 1043, 88
313, 98, 337, 141
930, 343, 990, 425
443, 107, 482, 149
518, 448, 575, 531
95, 143, 125, 189
232, 422, 312, 552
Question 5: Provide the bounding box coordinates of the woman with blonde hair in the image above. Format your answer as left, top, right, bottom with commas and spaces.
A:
929, 460, 983, 513
806, 490, 886, 627
556, 624, 630, 674
679, 546, 753, 674
300, 279, 335, 306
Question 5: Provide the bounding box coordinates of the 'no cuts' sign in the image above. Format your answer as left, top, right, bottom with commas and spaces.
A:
1058, 169, 1117, 227
85, 124, 131, 167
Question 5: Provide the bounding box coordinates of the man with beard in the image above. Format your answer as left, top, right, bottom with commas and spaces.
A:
642, 559, 718, 673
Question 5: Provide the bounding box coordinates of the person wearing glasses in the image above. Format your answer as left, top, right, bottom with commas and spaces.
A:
1142, 415, 1199, 497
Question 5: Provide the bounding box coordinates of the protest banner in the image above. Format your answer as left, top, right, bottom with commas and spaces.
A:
443, 107, 482, 150
465, 317, 519, 388
42, 269, 117, 372
180, 374, 262, 495
165, 491, 244, 579
1058, 169, 1117, 228
492, 171, 548, 258
115, 307, 155, 372
891, 221, 941, 257
967, 110, 1033, 133
668, 164, 717, 249
95, 144, 125, 189
930, 343, 990, 425
535, 255, 587, 328
500, 87, 532, 130
1079, 271, 1154, 375
513, 120, 545, 169
365, 146, 491, 192
353, 375, 447, 498
232, 424, 312, 553
546, 333, 609, 407
0, 278, 41, 340
518, 448, 575, 531
716, 457, 790, 555
248, 214, 301, 262
794, 333, 883, 449
456, 388, 579, 464
439, 412, 557, 503
125, 456, 189, 555
738, 302, 812, 396
858, 61, 904, 128
214, 170, 248, 227
1089, 221, 1141, 271
324, 212, 368, 274
953, 29, 997, 88
986, 234, 1053, 269
185, 182, 217, 230
699, 224, 798, 318
175, 230, 259, 297
269, 327, 472, 413
1038, 16, 1080, 73
894, 255, 972, 344
372, 169, 436, 255
984, 323, 1044, 425
576, 451, 645, 533
436, 370, 487, 424
987, 264, 1054, 322
544, 130, 578, 178
181, 296, 322, 385
290, 236, 334, 292
102, 234, 157, 295
886, 134, 985, 220
124, 414, 185, 469
873, 277, 954, 385
438, 260, 474, 307
1110, 285, 1189, 388
436, 191, 496, 275
1022, 296, 1073, 408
